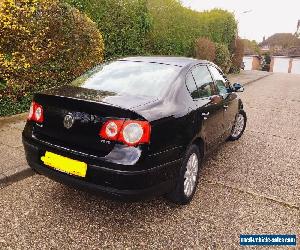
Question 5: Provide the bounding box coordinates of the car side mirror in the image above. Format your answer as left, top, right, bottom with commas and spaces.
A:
233, 83, 244, 92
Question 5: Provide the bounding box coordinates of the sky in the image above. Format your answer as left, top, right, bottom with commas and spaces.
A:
181, 0, 300, 43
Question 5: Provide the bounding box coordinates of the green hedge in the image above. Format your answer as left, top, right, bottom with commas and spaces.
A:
199, 9, 237, 50
147, 2, 237, 56
65, 0, 152, 59
146, 0, 202, 55
66, 0, 238, 58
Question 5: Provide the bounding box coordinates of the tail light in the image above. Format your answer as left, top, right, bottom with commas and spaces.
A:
100, 119, 151, 146
28, 101, 44, 123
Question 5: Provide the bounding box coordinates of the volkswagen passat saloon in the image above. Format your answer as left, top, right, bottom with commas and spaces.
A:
22, 57, 247, 205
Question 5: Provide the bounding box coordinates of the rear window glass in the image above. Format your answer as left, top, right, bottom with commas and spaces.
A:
71, 61, 181, 97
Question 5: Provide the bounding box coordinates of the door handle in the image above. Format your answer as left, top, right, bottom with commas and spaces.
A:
201, 112, 210, 120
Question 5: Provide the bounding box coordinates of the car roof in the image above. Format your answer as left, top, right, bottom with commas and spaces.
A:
120, 56, 210, 68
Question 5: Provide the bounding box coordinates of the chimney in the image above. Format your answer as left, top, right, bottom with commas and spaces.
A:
296, 20, 300, 37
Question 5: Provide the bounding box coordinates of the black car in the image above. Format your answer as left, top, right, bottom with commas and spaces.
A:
22, 57, 247, 205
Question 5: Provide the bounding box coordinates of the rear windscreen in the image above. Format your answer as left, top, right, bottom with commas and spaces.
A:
70, 60, 181, 97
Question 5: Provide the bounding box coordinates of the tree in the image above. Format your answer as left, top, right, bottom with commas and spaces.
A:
242, 39, 260, 55
230, 38, 245, 73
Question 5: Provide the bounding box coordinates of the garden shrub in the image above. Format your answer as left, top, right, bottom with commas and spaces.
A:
214, 43, 231, 73
194, 38, 216, 61
0, 0, 104, 116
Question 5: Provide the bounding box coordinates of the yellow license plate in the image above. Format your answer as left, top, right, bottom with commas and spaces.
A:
41, 151, 87, 178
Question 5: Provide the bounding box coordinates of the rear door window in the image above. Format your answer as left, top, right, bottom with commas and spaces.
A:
191, 65, 214, 98
185, 71, 199, 99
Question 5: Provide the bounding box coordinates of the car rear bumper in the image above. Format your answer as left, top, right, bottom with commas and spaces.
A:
23, 136, 181, 200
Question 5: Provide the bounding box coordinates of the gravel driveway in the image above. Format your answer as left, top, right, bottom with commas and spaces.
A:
0, 72, 299, 249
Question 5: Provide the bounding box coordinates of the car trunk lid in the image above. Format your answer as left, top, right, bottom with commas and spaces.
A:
32, 86, 150, 157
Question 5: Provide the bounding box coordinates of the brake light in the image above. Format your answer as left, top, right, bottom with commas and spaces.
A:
100, 120, 124, 141
99, 119, 151, 146
28, 101, 44, 123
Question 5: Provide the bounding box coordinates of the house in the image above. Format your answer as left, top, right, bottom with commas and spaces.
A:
259, 33, 300, 53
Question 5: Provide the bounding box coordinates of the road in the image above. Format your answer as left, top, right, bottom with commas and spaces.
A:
0, 73, 299, 249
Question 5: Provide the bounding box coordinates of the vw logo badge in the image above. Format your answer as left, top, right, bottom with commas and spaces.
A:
63, 114, 74, 129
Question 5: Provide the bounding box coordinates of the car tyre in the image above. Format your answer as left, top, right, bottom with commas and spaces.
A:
166, 144, 201, 205
228, 110, 247, 141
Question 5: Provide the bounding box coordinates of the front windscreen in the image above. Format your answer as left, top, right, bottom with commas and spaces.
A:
70, 60, 181, 97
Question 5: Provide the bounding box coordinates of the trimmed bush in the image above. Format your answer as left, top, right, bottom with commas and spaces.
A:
0, 0, 104, 116
214, 43, 231, 73
194, 38, 216, 61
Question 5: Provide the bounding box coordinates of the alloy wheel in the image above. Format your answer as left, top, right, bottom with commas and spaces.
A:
184, 153, 199, 197
231, 113, 245, 138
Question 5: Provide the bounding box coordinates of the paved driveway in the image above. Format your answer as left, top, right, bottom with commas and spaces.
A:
0, 73, 299, 249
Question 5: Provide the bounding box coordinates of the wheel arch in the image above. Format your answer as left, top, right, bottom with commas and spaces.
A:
191, 137, 205, 158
